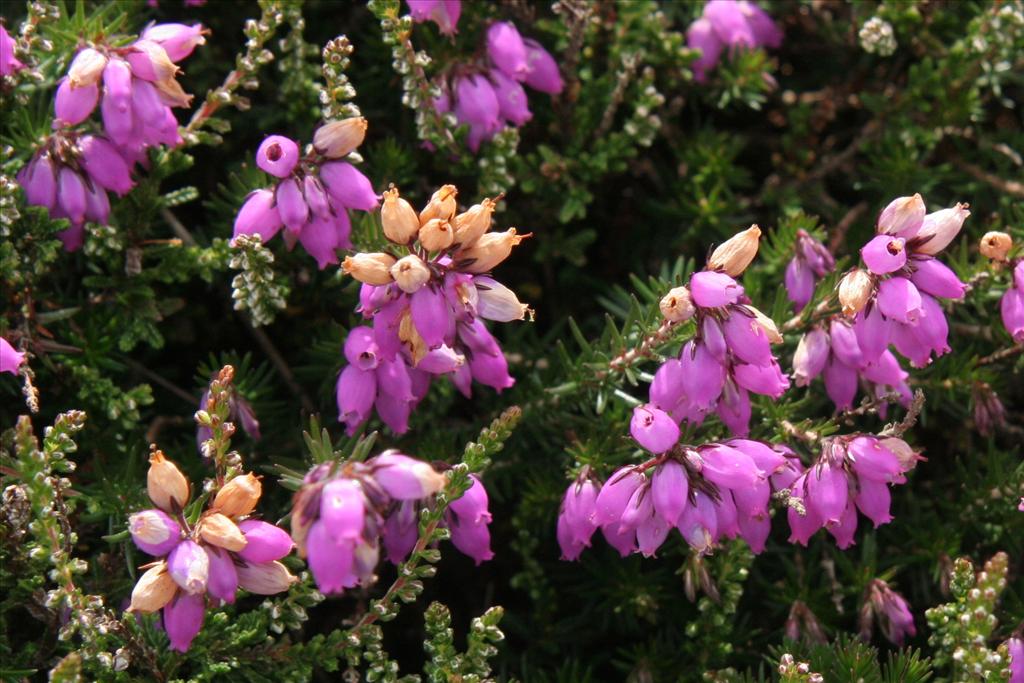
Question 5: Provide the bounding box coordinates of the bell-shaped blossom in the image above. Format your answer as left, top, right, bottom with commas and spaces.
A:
487, 22, 529, 81
1, 338, 26, 376
864, 579, 916, 645
686, 0, 782, 81
630, 405, 680, 453
1001, 261, 1024, 342
407, 0, 461, 35
1, 25, 25, 76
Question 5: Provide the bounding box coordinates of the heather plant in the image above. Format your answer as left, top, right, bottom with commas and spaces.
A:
1, 1, 1023, 682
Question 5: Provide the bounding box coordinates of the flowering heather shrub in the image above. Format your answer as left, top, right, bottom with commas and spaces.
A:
1, 1, 1023, 681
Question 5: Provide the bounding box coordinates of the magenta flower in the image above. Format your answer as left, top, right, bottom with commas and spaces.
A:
686, 0, 782, 82
1, 24, 25, 76
630, 404, 680, 454
453, 74, 502, 152
407, 0, 461, 35
863, 579, 916, 645
233, 121, 376, 269
1, 337, 26, 375
523, 39, 563, 94
1007, 637, 1024, 683
1001, 261, 1024, 342
126, 455, 296, 652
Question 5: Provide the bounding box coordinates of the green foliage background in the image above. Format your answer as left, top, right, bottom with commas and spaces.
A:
1, 0, 1023, 681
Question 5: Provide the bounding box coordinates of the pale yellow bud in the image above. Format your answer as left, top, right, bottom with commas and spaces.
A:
128, 563, 177, 613
452, 197, 498, 246
708, 225, 762, 276
131, 40, 180, 82
381, 188, 420, 244
236, 560, 298, 595
398, 309, 429, 365
745, 305, 783, 343
212, 473, 262, 518
419, 185, 458, 226
838, 268, 874, 317
198, 512, 248, 552
313, 117, 368, 159
342, 253, 397, 285
979, 231, 1012, 261
659, 286, 696, 322
455, 228, 530, 273
147, 449, 190, 513
68, 48, 109, 88
418, 218, 455, 252
390, 255, 432, 294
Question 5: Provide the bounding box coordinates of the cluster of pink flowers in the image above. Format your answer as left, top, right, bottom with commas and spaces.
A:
686, 0, 782, 82
233, 118, 377, 268
435, 21, 563, 151
127, 452, 297, 652
336, 184, 530, 435
786, 435, 919, 548
558, 439, 801, 560
1000, 260, 1024, 342
408, 0, 461, 35
652, 226, 789, 436
1, 24, 25, 76
17, 23, 205, 251
795, 194, 969, 412
784, 229, 835, 312
1, 337, 26, 376
291, 453, 493, 594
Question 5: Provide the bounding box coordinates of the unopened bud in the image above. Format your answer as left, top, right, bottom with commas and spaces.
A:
128, 563, 177, 613
979, 231, 1012, 261
313, 117, 368, 159
212, 473, 262, 517
838, 268, 874, 317
914, 203, 970, 255
381, 188, 420, 244
877, 194, 925, 237
659, 286, 696, 322
456, 228, 530, 273
708, 225, 761, 276
419, 184, 458, 226
236, 560, 298, 595
745, 305, 783, 343
199, 512, 248, 552
343, 253, 397, 285
390, 255, 432, 293
418, 218, 455, 252
147, 449, 190, 513
68, 48, 109, 88
452, 197, 498, 246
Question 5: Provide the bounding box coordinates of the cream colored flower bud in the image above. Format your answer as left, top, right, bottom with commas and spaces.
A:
390, 255, 432, 293
419, 185, 458, 226
914, 203, 970, 256
342, 253, 397, 285
456, 228, 530, 273
199, 512, 248, 551
708, 225, 762, 276
745, 305, 783, 343
147, 449, 190, 513
68, 48, 109, 88
212, 473, 262, 518
452, 197, 498, 246
659, 286, 696, 322
880, 437, 919, 471
313, 117, 368, 158
838, 268, 874, 317
381, 188, 420, 244
236, 560, 299, 595
418, 218, 455, 252
979, 231, 1012, 261
128, 563, 177, 613
398, 309, 429, 365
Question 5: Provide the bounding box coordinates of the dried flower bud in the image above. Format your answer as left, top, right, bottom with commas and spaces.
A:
419, 185, 458, 226
147, 450, 190, 513
381, 188, 420, 244
128, 563, 177, 613
313, 117, 368, 158
68, 48, 108, 88
979, 231, 1012, 261
236, 560, 298, 595
418, 218, 455, 252
913, 203, 970, 256
343, 253, 398, 285
745, 305, 783, 343
838, 268, 874, 317
390, 255, 432, 294
212, 473, 262, 518
153, 75, 192, 109
879, 437, 920, 472
456, 228, 529, 273
660, 286, 696, 322
708, 225, 762, 276
452, 197, 498, 246
126, 40, 180, 82
199, 512, 248, 552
